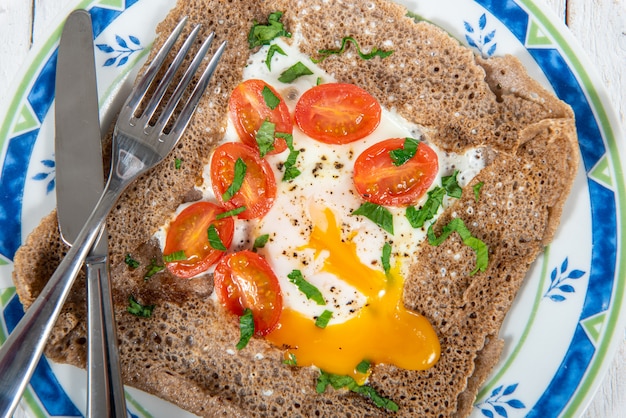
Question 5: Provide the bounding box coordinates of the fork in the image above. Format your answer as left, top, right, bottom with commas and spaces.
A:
0, 17, 226, 418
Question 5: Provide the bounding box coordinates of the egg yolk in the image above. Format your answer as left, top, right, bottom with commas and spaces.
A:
266, 208, 440, 381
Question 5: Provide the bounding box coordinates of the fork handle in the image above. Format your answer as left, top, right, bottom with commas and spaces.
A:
86, 257, 127, 418
0, 187, 118, 418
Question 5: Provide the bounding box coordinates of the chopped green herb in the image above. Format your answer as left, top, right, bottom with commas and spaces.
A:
248, 11, 291, 49
253, 234, 270, 249
124, 253, 140, 269
262, 85, 280, 110
406, 10, 426, 23
314, 36, 394, 63
427, 218, 488, 275
175, 158, 182, 170
405, 186, 446, 229
442, 170, 462, 199
381, 242, 392, 276
352, 202, 394, 235
356, 359, 371, 374
278, 61, 314, 83
144, 258, 164, 280
473, 181, 485, 201
265, 44, 286, 70
208, 225, 228, 251
277, 132, 301, 181
222, 158, 247, 201
316, 76, 323, 85
283, 352, 297, 366
127, 295, 155, 318
256, 120, 276, 157
316, 370, 399, 412
389, 137, 419, 166
288, 270, 326, 305
163, 250, 186, 263
236, 308, 255, 350
216, 206, 247, 220
315, 310, 333, 328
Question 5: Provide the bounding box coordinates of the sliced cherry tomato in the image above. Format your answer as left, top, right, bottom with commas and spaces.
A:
164, 201, 234, 278
294, 83, 382, 144
214, 251, 283, 336
211, 142, 277, 220
228, 79, 292, 155
353, 138, 439, 207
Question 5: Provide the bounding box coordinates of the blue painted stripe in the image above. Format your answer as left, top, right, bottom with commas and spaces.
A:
0, 129, 40, 260
581, 180, 616, 317
3, 295, 82, 416
527, 325, 595, 417
474, 0, 529, 43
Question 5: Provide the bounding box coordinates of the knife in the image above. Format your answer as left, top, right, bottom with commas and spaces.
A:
55, 10, 127, 417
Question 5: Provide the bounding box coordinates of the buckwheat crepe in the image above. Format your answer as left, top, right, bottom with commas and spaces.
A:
12, 0, 578, 416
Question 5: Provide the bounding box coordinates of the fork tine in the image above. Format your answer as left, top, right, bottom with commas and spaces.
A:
140, 24, 203, 127
164, 40, 227, 139
124, 16, 188, 115
153, 30, 216, 134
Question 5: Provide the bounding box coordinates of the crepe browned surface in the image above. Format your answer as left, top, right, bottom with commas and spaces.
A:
12, 0, 579, 416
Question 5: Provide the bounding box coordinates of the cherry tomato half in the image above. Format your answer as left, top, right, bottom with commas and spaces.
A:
228, 79, 292, 155
214, 251, 283, 336
294, 83, 382, 144
164, 201, 234, 278
353, 138, 439, 207
210, 142, 277, 220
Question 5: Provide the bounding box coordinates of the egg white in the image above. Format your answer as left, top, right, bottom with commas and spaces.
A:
161, 39, 486, 324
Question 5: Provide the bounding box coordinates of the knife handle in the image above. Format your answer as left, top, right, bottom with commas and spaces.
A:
86, 257, 127, 418
0, 187, 117, 418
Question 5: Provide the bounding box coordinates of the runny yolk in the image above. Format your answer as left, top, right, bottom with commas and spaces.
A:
266, 208, 440, 382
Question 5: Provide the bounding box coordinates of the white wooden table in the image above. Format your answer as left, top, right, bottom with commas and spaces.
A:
0, 0, 624, 417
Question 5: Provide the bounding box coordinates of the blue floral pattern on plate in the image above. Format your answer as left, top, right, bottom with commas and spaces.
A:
97, 34, 143, 67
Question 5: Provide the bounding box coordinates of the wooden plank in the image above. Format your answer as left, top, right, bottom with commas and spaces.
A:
0, 0, 33, 94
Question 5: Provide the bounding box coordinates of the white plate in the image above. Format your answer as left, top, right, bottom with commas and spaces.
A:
0, 0, 623, 417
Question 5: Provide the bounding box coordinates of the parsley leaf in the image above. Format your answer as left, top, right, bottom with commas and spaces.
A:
278, 61, 314, 83
253, 234, 270, 249
381, 242, 392, 276
316, 370, 399, 412
236, 308, 255, 350
262, 85, 280, 110
427, 218, 488, 275
175, 158, 182, 169
124, 253, 140, 269
208, 225, 228, 251
389, 137, 419, 166
473, 181, 484, 201
144, 258, 164, 280
315, 310, 333, 328
256, 120, 276, 157
314, 36, 394, 63
277, 132, 301, 181
288, 270, 326, 305
356, 359, 371, 374
163, 250, 186, 263
352, 202, 394, 235
266, 44, 286, 70
216, 206, 247, 220
222, 158, 247, 202
127, 295, 155, 318
248, 11, 291, 49
283, 352, 297, 366
442, 170, 462, 198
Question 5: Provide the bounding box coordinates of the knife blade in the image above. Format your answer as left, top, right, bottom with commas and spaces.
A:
55, 9, 127, 417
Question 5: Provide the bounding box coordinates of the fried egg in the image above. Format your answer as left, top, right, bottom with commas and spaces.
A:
168, 38, 486, 379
